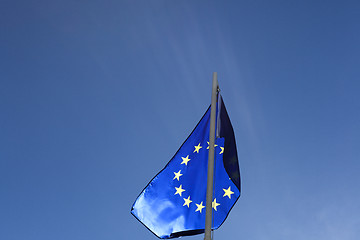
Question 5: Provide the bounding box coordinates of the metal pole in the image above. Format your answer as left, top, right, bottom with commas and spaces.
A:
204, 72, 218, 240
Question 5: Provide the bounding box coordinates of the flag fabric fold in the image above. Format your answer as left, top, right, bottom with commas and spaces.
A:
131, 95, 240, 239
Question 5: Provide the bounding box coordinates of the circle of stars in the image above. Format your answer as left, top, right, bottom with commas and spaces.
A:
172, 142, 234, 214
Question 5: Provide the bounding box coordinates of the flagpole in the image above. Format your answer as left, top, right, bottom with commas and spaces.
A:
204, 72, 218, 240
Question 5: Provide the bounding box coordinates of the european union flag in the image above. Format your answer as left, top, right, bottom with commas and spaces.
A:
131, 95, 240, 239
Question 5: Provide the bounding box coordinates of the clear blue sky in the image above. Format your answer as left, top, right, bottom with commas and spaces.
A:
1, 0, 360, 239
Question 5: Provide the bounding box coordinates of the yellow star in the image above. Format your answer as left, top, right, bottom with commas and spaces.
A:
206, 141, 218, 149
223, 186, 234, 199
193, 143, 202, 153
174, 185, 185, 196
219, 147, 224, 154
195, 201, 205, 213
181, 155, 191, 165
183, 196, 192, 208
212, 198, 220, 211
173, 170, 183, 181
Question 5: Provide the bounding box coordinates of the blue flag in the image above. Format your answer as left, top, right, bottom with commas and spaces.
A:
131, 95, 241, 239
